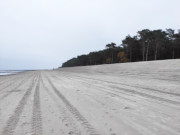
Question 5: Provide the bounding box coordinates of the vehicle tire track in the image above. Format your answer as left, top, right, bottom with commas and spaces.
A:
32, 75, 42, 135
46, 75, 100, 135
0, 73, 32, 92
41, 78, 84, 135
110, 85, 180, 106
52, 74, 180, 106
71, 76, 180, 106
0, 80, 18, 92
0, 75, 18, 86
1, 75, 37, 135
70, 75, 180, 97
0, 75, 33, 102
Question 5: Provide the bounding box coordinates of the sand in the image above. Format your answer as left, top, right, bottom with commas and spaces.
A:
0, 59, 180, 135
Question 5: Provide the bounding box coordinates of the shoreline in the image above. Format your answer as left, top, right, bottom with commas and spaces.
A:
0, 70, 27, 76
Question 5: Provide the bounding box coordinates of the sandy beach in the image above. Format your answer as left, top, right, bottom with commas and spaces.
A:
0, 59, 180, 135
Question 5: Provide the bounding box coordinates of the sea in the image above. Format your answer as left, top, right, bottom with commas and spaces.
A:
0, 70, 26, 76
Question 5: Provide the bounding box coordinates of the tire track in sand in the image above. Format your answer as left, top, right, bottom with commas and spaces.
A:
0, 75, 32, 102
31, 74, 42, 135
46, 75, 100, 135
0, 75, 27, 92
41, 78, 84, 135
69, 75, 180, 106
73, 75, 180, 97
52, 74, 180, 106
1, 75, 37, 135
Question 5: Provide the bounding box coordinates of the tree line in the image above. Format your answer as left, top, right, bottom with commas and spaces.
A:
62, 29, 180, 67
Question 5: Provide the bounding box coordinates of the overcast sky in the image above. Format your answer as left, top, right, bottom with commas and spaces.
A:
0, 0, 180, 70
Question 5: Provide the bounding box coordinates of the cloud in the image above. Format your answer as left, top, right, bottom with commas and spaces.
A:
0, 0, 180, 69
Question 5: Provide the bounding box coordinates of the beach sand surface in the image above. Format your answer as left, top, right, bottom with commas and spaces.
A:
0, 59, 180, 135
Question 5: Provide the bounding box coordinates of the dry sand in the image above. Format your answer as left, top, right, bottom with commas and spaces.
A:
0, 59, 180, 135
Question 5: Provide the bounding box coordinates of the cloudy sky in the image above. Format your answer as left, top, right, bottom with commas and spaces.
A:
0, 0, 180, 70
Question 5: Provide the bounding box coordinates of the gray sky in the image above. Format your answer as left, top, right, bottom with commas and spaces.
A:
0, 0, 180, 70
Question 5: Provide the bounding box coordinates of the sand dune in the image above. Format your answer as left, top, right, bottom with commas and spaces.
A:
0, 59, 180, 135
